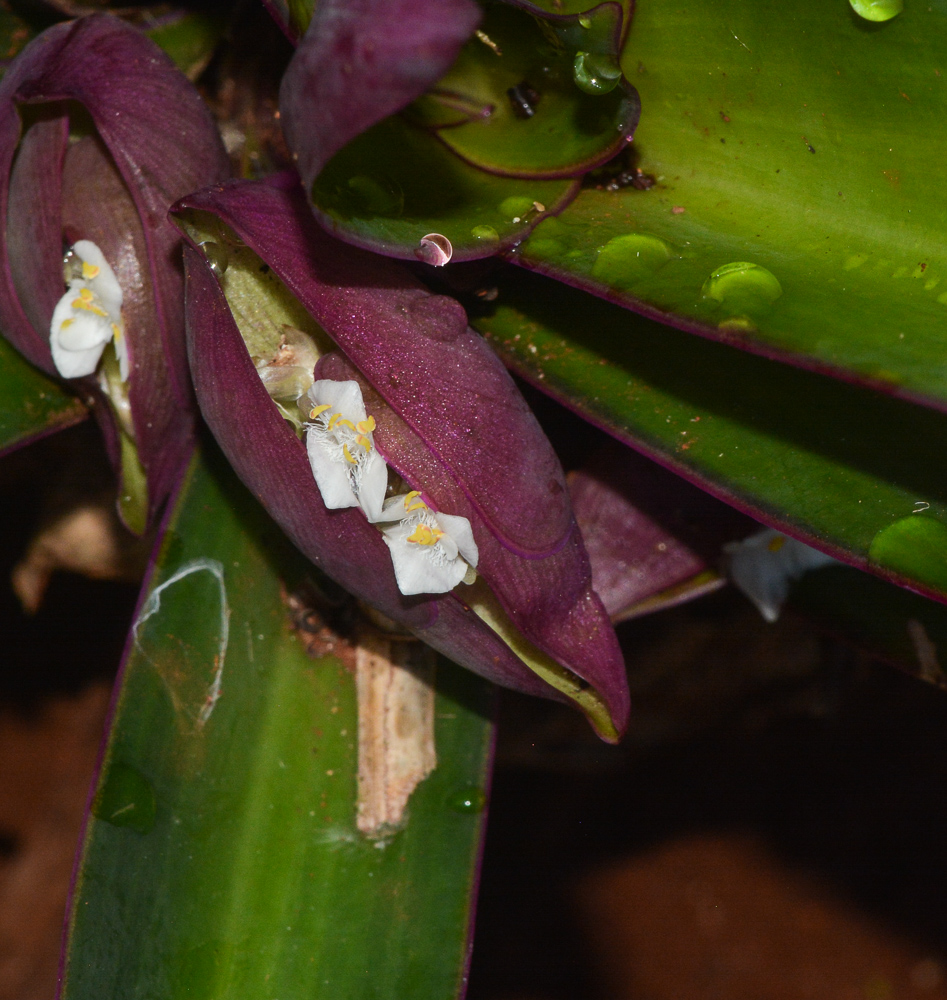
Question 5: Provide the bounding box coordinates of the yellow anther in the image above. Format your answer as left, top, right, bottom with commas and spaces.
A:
355, 434, 371, 450
328, 412, 343, 430
79, 287, 94, 302
72, 297, 108, 317
404, 491, 427, 512
767, 535, 786, 553
112, 323, 123, 342
337, 418, 357, 432
407, 524, 443, 546
356, 416, 376, 434
81, 261, 100, 280
61, 318, 73, 329
342, 444, 358, 464
309, 404, 332, 419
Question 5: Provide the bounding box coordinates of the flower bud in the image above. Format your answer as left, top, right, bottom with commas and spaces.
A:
0, 15, 229, 530
175, 174, 630, 740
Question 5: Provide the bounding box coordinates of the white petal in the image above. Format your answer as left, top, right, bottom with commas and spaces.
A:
380, 495, 410, 522
50, 339, 108, 379
724, 528, 836, 622
306, 431, 359, 509
382, 521, 469, 595
307, 379, 368, 422
434, 512, 478, 568
73, 240, 122, 320
115, 332, 130, 382
358, 449, 388, 522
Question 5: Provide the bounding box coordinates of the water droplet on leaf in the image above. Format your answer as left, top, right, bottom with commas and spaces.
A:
470, 225, 500, 244
199, 241, 229, 277
592, 233, 672, 290
93, 759, 157, 834
849, 0, 902, 21
498, 196, 536, 222
869, 516, 947, 592
573, 51, 622, 95
414, 233, 453, 267
448, 786, 486, 813
702, 261, 783, 316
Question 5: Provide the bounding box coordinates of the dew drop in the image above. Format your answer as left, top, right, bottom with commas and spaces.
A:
93, 759, 157, 834
849, 0, 903, 21
869, 516, 947, 592
498, 196, 536, 222
591, 233, 672, 290
527, 237, 565, 258
414, 232, 453, 267
573, 51, 622, 96
702, 261, 782, 316
470, 224, 500, 244
199, 241, 229, 277
448, 786, 486, 814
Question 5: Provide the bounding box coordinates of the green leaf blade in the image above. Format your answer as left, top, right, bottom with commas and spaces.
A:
0, 336, 85, 455
472, 266, 947, 602
515, 0, 947, 408
62, 446, 494, 1000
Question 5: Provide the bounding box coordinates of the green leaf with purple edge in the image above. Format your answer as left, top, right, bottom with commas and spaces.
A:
311, 113, 578, 261
515, 0, 947, 410
61, 444, 495, 1000
790, 564, 947, 693
408, 2, 640, 179
470, 265, 947, 604
0, 333, 86, 455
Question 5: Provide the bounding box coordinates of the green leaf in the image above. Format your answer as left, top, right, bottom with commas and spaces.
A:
312, 113, 578, 261
61, 444, 494, 1000
146, 11, 225, 82
409, 2, 638, 178
791, 564, 947, 691
471, 266, 947, 601
517, 0, 947, 407
0, 335, 85, 455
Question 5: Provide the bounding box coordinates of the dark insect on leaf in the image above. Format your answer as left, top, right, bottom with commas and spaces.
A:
506, 80, 540, 119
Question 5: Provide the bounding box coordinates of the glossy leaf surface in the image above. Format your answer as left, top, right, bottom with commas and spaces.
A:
61, 446, 494, 1000
410, 2, 639, 179
516, 0, 947, 408
472, 266, 947, 603
0, 333, 84, 455
312, 114, 578, 260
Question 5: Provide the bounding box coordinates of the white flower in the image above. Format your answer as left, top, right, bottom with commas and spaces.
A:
50, 240, 126, 380
380, 491, 479, 596
305, 379, 387, 522
724, 527, 837, 622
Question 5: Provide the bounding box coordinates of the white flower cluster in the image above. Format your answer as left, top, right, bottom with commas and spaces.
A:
50, 240, 127, 380
303, 379, 478, 596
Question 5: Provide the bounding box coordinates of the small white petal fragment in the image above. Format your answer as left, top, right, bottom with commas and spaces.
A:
50, 240, 126, 380
305, 379, 387, 522
414, 233, 453, 268
723, 528, 837, 622
380, 492, 479, 596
